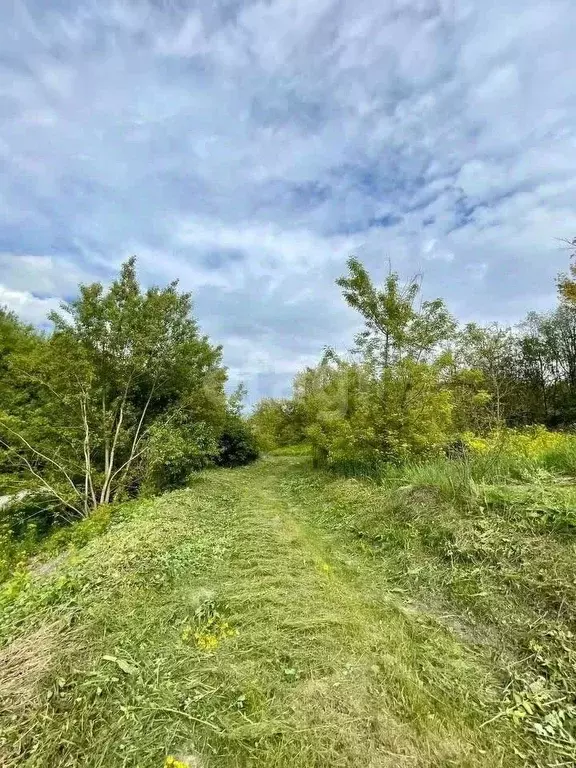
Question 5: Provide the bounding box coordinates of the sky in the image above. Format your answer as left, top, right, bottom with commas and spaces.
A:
2, 0, 576, 405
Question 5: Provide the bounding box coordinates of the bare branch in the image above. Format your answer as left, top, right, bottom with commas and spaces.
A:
107, 378, 158, 501
0, 420, 82, 499
79, 393, 98, 511
108, 446, 147, 488
0, 439, 82, 520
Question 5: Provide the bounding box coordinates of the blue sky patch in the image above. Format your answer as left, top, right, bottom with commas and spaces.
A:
1, 0, 575, 403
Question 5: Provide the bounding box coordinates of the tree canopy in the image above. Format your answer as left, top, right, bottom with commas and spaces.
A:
0, 258, 257, 519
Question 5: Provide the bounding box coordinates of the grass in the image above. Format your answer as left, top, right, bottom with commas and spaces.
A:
309, 451, 576, 766
0, 457, 533, 767
267, 443, 311, 457
0, 493, 147, 585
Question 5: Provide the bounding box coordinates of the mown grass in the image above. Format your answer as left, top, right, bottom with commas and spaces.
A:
0, 458, 527, 767
295, 440, 576, 766
0, 494, 146, 585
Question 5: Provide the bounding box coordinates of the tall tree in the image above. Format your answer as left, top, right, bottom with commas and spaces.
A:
0, 259, 227, 516
453, 323, 519, 429
336, 257, 456, 367
297, 259, 456, 469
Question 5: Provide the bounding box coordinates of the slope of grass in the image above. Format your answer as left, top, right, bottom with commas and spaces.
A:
304, 458, 576, 766
0, 456, 559, 767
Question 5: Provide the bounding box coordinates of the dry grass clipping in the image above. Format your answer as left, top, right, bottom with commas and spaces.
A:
0, 622, 63, 713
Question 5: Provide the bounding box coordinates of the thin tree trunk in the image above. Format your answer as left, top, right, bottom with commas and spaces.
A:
106, 383, 157, 502
80, 392, 98, 512
100, 402, 125, 504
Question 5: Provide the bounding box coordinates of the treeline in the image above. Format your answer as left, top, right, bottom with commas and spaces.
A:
0, 258, 258, 532
251, 245, 576, 473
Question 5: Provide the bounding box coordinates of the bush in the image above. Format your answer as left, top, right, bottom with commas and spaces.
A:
216, 416, 259, 467
143, 420, 219, 494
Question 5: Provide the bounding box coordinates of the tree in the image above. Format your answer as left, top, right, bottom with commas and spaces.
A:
515, 307, 576, 426
0, 309, 47, 489
215, 383, 260, 467
336, 257, 456, 367
249, 398, 308, 451
0, 258, 227, 516
299, 259, 457, 470
556, 237, 576, 304
452, 323, 519, 430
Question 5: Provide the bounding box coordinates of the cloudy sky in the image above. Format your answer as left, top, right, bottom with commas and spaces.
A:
2, 0, 576, 403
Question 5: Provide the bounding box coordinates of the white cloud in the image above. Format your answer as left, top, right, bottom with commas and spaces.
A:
1, 0, 576, 400
0, 284, 60, 326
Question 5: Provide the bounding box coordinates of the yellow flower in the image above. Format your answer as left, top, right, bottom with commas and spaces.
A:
181, 614, 237, 652
195, 632, 220, 651
164, 757, 189, 768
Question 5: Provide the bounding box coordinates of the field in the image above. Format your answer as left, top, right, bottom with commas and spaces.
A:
2, 447, 576, 767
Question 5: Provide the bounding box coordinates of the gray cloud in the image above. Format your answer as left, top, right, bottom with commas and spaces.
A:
1, 0, 576, 403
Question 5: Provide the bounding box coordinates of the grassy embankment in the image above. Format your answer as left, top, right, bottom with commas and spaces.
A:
1, 442, 576, 766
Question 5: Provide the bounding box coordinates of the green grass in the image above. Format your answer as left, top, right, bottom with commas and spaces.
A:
1, 456, 572, 766
267, 443, 311, 457
313, 458, 576, 765
0, 494, 146, 585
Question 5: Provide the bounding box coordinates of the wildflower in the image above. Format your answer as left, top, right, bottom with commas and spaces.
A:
164, 757, 189, 768
195, 632, 219, 651
181, 616, 237, 652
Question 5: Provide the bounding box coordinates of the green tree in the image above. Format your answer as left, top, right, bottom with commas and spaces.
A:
452, 323, 518, 430
298, 259, 456, 471
0, 259, 227, 516
249, 398, 308, 450
557, 237, 576, 304
516, 307, 576, 425
336, 257, 456, 367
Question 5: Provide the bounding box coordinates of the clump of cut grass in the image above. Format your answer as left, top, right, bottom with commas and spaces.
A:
0, 622, 64, 712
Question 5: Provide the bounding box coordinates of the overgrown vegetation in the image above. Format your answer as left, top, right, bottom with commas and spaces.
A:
0, 259, 258, 577
251, 243, 576, 471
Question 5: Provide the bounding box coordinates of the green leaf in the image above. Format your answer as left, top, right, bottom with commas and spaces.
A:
102, 654, 138, 675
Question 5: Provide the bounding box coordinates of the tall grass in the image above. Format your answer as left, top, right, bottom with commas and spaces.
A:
310, 429, 576, 763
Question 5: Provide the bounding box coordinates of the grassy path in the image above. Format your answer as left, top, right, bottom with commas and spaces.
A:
1, 458, 522, 767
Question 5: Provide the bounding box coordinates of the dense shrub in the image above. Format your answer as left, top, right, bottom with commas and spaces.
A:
142, 420, 219, 494
216, 416, 260, 467
249, 398, 308, 451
